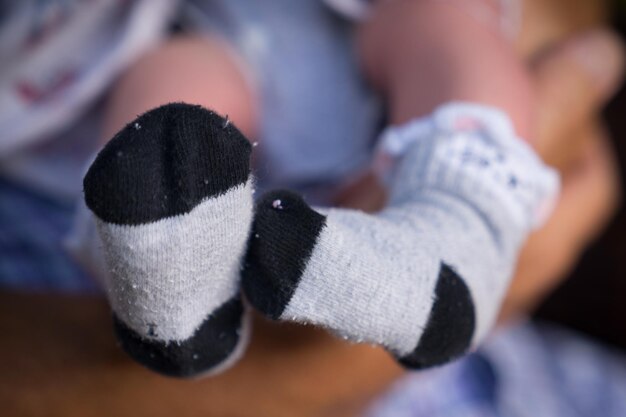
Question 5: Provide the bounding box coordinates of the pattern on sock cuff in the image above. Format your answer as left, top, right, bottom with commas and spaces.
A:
376, 102, 560, 232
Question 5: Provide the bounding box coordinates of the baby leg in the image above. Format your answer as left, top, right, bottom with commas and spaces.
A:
84, 36, 257, 377
358, 0, 533, 137
242, 0, 558, 368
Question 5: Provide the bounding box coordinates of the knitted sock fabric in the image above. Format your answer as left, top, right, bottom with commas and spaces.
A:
84, 103, 253, 377
243, 103, 559, 369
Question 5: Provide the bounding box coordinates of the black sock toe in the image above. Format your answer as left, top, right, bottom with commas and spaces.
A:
84, 103, 251, 225
113, 297, 245, 378
242, 190, 326, 320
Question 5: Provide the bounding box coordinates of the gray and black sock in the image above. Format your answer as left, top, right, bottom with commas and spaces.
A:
242, 104, 559, 369
84, 103, 253, 377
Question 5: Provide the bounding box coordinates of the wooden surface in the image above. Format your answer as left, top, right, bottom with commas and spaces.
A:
0, 292, 402, 417
0, 1, 608, 416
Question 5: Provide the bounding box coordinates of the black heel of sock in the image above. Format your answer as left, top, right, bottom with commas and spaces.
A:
113, 297, 245, 378
398, 262, 475, 369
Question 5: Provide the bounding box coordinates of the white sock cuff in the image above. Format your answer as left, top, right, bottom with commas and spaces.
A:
375, 102, 560, 232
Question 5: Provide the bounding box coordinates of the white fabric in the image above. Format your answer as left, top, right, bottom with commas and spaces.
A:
376, 102, 560, 229
0, 0, 177, 156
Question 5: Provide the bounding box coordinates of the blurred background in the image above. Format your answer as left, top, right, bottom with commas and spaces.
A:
536, 0, 626, 352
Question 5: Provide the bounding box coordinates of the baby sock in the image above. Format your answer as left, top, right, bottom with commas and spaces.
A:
243, 103, 559, 369
84, 103, 253, 377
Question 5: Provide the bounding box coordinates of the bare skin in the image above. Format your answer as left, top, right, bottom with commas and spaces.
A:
101, 36, 258, 142
358, 0, 534, 138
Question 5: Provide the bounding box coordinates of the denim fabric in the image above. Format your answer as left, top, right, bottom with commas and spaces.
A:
0, 177, 98, 293
366, 321, 626, 417
183, 0, 382, 202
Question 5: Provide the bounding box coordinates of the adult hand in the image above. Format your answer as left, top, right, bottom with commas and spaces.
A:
500, 30, 624, 321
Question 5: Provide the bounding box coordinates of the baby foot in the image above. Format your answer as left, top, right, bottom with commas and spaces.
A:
242, 104, 558, 369
243, 190, 475, 368
84, 103, 253, 377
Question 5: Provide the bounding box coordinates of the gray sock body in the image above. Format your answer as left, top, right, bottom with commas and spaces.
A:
99, 182, 253, 342
243, 103, 559, 368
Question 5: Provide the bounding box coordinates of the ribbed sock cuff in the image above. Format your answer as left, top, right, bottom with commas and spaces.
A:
375, 102, 560, 233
